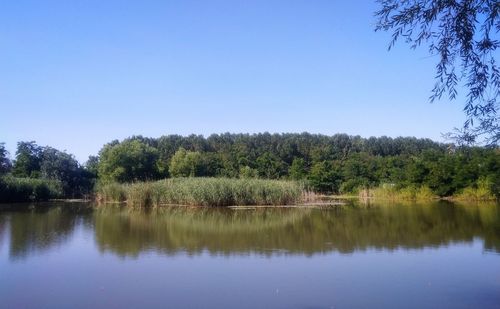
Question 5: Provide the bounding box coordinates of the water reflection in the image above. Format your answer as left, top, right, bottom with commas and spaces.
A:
94, 202, 500, 257
1, 202, 499, 259
0, 214, 7, 252
0, 204, 93, 260
94, 207, 314, 257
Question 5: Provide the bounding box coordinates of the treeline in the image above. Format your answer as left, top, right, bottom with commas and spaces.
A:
96, 133, 445, 182
0, 142, 95, 202
96, 133, 499, 198
1, 133, 499, 201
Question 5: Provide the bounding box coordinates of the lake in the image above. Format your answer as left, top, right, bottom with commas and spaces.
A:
0, 201, 499, 308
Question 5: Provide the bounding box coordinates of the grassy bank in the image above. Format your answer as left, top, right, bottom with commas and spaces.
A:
453, 178, 497, 202
97, 177, 303, 207
0, 176, 63, 203
359, 184, 436, 201
357, 182, 498, 202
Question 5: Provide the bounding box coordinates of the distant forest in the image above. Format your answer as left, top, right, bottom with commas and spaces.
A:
1, 133, 499, 201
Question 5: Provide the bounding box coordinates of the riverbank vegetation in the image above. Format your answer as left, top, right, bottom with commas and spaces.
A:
1, 133, 499, 204
0, 176, 62, 202
94, 133, 500, 202
0, 142, 95, 203
97, 178, 303, 207
453, 178, 497, 202
360, 184, 436, 201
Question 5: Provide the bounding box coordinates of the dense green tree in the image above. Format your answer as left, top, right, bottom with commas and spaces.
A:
85, 155, 99, 178
255, 152, 287, 179
0, 143, 12, 175
289, 158, 307, 180
12, 141, 42, 178
218, 153, 239, 178
341, 154, 379, 193
308, 161, 342, 193
405, 157, 430, 187
98, 139, 159, 183
198, 152, 223, 177
6, 142, 94, 197
40, 147, 93, 196
40, 148, 78, 180
12, 141, 42, 177
425, 155, 457, 197
168, 148, 203, 177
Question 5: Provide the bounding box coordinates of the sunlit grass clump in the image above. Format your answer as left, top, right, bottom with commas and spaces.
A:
97, 177, 303, 207
454, 178, 497, 202
363, 184, 436, 201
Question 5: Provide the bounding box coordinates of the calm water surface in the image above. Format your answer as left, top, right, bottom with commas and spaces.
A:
0, 202, 499, 308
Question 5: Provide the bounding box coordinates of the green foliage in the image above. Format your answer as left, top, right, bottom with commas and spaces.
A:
239, 166, 258, 179
168, 148, 203, 177
375, 1, 500, 145
289, 158, 307, 180
340, 153, 379, 193
368, 184, 436, 201
12, 141, 42, 178
98, 138, 160, 183
416, 186, 436, 201
339, 179, 365, 195
307, 161, 342, 193
94, 134, 498, 197
98, 178, 303, 207
96, 182, 127, 203
0, 176, 63, 202
85, 155, 99, 178
0, 143, 12, 175
198, 152, 223, 177
455, 177, 496, 201
6, 141, 94, 199
3, 134, 498, 201
255, 152, 287, 179
40, 147, 94, 197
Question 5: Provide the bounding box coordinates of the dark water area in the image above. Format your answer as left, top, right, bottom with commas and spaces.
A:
0, 202, 499, 308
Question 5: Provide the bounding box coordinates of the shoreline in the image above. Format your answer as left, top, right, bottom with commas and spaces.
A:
0, 191, 497, 207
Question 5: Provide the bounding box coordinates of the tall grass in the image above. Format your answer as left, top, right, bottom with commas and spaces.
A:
97, 178, 304, 207
454, 178, 497, 201
0, 176, 63, 202
361, 184, 436, 201
96, 182, 127, 203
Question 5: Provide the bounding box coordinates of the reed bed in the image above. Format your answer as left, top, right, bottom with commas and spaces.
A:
0, 176, 63, 202
97, 177, 303, 207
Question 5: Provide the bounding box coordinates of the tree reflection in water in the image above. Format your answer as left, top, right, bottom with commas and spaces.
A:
1, 201, 499, 259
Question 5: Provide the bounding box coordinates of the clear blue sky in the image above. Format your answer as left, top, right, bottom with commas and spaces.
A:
0, 0, 466, 162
